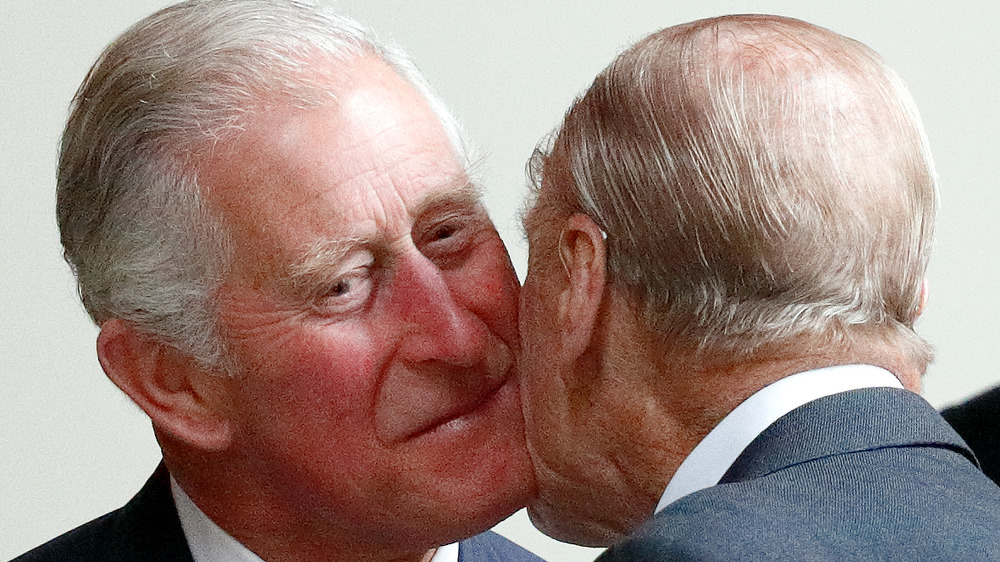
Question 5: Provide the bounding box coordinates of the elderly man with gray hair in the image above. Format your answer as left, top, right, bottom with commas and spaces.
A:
14, 1, 541, 561
518, 14, 1000, 559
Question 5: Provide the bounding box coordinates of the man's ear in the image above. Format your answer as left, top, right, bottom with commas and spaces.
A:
96, 319, 232, 451
556, 213, 607, 358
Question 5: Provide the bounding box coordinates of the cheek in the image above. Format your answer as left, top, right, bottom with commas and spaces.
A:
445, 240, 520, 345
230, 325, 384, 447
518, 268, 576, 456
518, 268, 558, 358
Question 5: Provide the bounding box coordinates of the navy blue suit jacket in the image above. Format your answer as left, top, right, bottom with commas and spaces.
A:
12, 464, 542, 561
598, 388, 1000, 561
942, 385, 1000, 486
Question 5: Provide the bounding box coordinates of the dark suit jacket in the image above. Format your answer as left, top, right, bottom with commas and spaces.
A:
12, 463, 542, 562
598, 388, 1000, 561
942, 385, 1000, 486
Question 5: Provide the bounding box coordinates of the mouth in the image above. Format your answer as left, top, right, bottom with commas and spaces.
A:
406, 371, 514, 442
374, 335, 518, 445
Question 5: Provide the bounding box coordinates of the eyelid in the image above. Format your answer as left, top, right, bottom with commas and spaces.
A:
292, 249, 375, 299
420, 214, 474, 248
311, 264, 374, 316
342, 250, 376, 269
423, 203, 489, 236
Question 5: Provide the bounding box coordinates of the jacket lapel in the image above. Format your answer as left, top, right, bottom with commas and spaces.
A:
107, 462, 196, 561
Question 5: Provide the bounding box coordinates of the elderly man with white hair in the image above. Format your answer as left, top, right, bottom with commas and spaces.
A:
14, 1, 540, 561
518, 14, 1000, 560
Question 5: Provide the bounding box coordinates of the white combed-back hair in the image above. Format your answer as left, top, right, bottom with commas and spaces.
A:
530, 14, 937, 368
58, 0, 471, 369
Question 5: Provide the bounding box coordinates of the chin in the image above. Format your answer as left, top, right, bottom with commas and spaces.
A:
412, 474, 530, 549
424, 390, 534, 529
526, 495, 625, 547
458, 437, 535, 527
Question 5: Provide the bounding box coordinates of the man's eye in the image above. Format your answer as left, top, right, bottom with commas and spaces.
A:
316, 269, 372, 315
424, 218, 472, 249
433, 224, 457, 240
421, 219, 473, 265
330, 278, 353, 297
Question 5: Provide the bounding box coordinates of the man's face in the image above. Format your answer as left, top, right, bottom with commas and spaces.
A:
519, 185, 603, 543
201, 57, 531, 551
519, 179, 652, 546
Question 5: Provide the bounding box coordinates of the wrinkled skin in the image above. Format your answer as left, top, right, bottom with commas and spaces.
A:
196, 57, 533, 559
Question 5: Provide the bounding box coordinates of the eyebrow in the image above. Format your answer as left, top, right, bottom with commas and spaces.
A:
286, 236, 374, 297
284, 179, 485, 292
410, 180, 483, 217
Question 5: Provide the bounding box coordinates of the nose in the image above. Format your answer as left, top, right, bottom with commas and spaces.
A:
389, 250, 488, 367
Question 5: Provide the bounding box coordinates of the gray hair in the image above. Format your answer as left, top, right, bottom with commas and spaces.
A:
59, 0, 469, 368
530, 15, 937, 367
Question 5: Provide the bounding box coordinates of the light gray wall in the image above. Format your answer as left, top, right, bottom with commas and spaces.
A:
3, 2, 999, 560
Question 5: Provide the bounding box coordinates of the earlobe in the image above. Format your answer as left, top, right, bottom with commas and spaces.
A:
97, 319, 232, 451
556, 214, 607, 357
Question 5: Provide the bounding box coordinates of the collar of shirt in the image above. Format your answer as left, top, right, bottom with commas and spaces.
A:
170, 477, 460, 562
654, 364, 904, 514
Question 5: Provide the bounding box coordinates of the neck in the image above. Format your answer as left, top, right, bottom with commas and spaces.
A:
161, 441, 440, 562
571, 304, 919, 538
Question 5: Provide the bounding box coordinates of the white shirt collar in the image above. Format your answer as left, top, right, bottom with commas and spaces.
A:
170, 477, 459, 562
430, 542, 461, 562
655, 364, 904, 514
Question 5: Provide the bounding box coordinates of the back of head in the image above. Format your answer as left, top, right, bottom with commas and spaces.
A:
534, 15, 937, 369
59, 0, 466, 368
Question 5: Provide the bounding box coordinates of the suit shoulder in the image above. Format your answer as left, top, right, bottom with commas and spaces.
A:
11, 465, 192, 562
459, 530, 544, 561
600, 448, 1000, 561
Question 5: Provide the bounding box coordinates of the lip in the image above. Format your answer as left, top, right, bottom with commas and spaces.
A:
406, 372, 513, 442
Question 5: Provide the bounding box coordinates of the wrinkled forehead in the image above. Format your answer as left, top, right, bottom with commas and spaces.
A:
196, 57, 473, 279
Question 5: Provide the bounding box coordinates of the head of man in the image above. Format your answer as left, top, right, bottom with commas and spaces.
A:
519, 14, 936, 545
59, 1, 531, 559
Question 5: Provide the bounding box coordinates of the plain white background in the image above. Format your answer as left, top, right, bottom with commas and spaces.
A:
4, 2, 1000, 560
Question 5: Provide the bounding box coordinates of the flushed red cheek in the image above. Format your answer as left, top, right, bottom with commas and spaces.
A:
449, 257, 519, 343
236, 332, 383, 429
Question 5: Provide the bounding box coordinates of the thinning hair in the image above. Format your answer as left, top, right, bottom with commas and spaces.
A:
59, 0, 469, 368
530, 15, 937, 367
